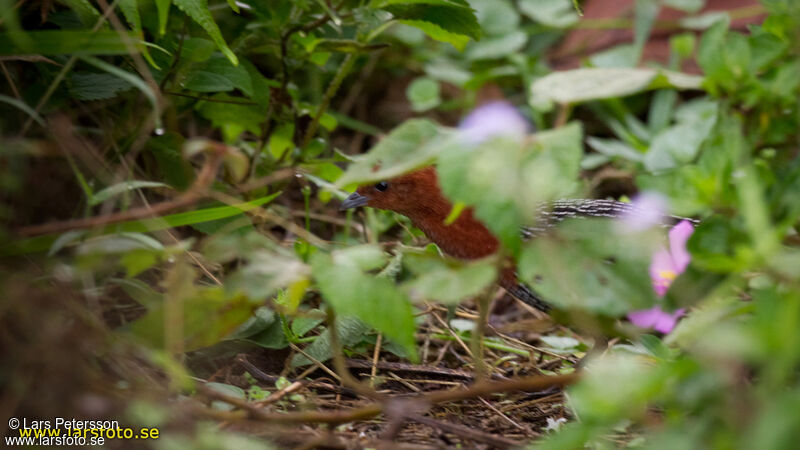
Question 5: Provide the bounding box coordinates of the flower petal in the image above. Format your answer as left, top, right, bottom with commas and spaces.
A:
649, 247, 675, 297
627, 306, 662, 329
652, 308, 686, 334
621, 192, 668, 231
459, 101, 529, 144
668, 220, 694, 272
628, 306, 686, 334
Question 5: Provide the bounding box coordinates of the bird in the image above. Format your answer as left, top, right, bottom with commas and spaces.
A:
340, 166, 693, 313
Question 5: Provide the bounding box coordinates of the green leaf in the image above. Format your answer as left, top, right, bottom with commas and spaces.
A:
76, 232, 164, 255
226, 249, 310, 301
155, 0, 172, 35
383, 2, 481, 51
196, 93, 268, 141
291, 309, 325, 337
205, 382, 247, 411
518, 0, 579, 28
182, 54, 253, 95
173, 0, 238, 65
370, 0, 472, 7
291, 317, 370, 367
644, 98, 718, 172
121, 249, 160, 277
69, 72, 134, 101
58, 0, 101, 27
129, 275, 256, 352
228, 307, 276, 339
437, 122, 583, 254
402, 253, 497, 304
182, 38, 216, 62
89, 180, 170, 206
471, 0, 519, 36
530, 68, 704, 110
0, 30, 142, 55
81, 55, 162, 130
465, 30, 527, 60
406, 77, 441, 112
518, 220, 657, 315
311, 251, 418, 360
335, 119, 445, 187
397, 19, 470, 50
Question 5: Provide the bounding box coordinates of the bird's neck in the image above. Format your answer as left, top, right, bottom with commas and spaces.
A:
406, 203, 499, 260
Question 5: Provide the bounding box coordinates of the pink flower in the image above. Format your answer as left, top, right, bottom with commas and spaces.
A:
459, 101, 529, 144
627, 220, 695, 334
627, 306, 686, 334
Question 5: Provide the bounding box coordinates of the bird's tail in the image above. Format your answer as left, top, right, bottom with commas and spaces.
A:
521, 199, 697, 239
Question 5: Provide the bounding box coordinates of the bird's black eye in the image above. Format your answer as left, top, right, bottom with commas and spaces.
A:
375, 181, 389, 192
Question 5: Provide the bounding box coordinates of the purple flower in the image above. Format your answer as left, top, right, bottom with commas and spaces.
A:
458, 101, 529, 144
620, 192, 669, 231
627, 220, 695, 334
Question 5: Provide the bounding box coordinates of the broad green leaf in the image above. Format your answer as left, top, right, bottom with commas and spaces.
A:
0, 30, 142, 55
182, 54, 253, 95
335, 119, 446, 187
530, 68, 704, 110
406, 77, 441, 112
471, 0, 519, 36
69, 72, 134, 101
370, 0, 472, 7
383, 2, 481, 51
291, 313, 325, 338
586, 137, 643, 162
643, 98, 718, 172
465, 30, 527, 60
173, 0, 238, 65
402, 253, 497, 304
662, 0, 704, 13
90, 180, 170, 206
311, 251, 418, 360
226, 250, 310, 301
196, 93, 268, 141
518, 0, 579, 28
518, 219, 657, 315
121, 249, 160, 277
397, 19, 470, 50
438, 122, 583, 254
118, 0, 142, 33
81, 55, 162, 130
291, 316, 370, 367
332, 244, 387, 271
129, 283, 255, 351
569, 354, 666, 424
182, 37, 216, 62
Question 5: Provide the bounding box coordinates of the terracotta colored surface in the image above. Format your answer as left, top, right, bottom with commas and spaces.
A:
550, 0, 766, 71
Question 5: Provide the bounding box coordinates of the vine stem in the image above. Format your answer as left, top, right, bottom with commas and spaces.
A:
301, 53, 355, 149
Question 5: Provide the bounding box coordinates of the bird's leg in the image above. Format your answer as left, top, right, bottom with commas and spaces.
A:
471, 289, 493, 380
575, 334, 608, 369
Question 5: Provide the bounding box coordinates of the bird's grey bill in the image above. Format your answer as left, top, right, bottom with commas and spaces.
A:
340, 192, 369, 210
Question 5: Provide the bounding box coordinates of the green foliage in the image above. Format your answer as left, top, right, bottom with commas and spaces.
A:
4, 0, 800, 446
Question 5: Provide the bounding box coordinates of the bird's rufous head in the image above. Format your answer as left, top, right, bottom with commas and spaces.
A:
339, 166, 443, 216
